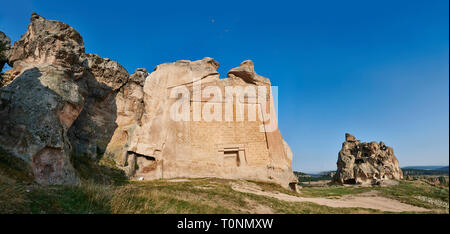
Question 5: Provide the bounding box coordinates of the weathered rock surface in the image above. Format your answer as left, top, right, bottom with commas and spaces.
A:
104, 68, 147, 173
0, 13, 129, 184
0, 31, 11, 72
0, 65, 82, 184
8, 12, 84, 69
2, 13, 86, 88
333, 133, 403, 185
105, 58, 298, 189
0, 13, 88, 185
67, 54, 129, 159
0, 13, 297, 189
227, 60, 270, 85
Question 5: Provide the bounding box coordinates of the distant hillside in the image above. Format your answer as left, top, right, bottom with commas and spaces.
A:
402, 166, 449, 171
437, 166, 449, 171
294, 166, 450, 182
294, 171, 335, 183
293, 171, 310, 177
402, 168, 449, 177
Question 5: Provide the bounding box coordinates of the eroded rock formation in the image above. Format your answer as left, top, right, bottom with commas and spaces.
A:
104, 58, 297, 189
0, 31, 11, 72
0, 13, 297, 189
0, 13, 89, 184
333, 133, 403, 185
67, 54, 129, 160
0, 13, 129, 184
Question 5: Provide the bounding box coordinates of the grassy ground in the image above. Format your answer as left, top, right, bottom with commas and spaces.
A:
0, 153, 448, 214
2, 177, 447, 214
299, 184, 373, 198
375, 180, 449, 211
299, 180, 449, 213
2, 178, 389, 214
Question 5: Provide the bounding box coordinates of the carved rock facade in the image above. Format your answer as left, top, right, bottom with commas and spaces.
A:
105, 58, 298, 189
0, 13, 297, 189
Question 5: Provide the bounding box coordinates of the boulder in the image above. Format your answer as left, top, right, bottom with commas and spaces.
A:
333, 133, 403, 185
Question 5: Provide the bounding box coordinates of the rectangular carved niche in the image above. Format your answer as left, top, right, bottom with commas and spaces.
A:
217, 144, 247, 168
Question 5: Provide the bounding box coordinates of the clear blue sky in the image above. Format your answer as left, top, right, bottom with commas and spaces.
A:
1, 0, 448, 172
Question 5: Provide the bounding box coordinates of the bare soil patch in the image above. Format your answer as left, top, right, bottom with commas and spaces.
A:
231, 181, 429, 212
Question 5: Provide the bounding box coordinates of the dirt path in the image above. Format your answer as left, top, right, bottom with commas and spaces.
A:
230, 182, 429, 213
167, 179, 191, 182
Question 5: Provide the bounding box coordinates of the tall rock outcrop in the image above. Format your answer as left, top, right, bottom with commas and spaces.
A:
67, 54, 129, 160
0, 13, 129, 184
0, 13, 87, 184
333, 133, 403, 185
105, 58, 298, 189
103, 68, 147, 172
8, 13, 84, 68
0, 13, 297, 189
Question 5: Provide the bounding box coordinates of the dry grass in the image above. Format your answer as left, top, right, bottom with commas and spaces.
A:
0, 183, 30, 213
0, 151, 447, 214
0, 178, 388, 214
299, 180, 449, 213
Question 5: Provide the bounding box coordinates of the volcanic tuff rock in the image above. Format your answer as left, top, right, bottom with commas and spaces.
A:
0, 13, 297, 189
0, 13, 88, 185
1, 13, 85, 87
0, 31, 11, 72
227, 60, 270, 85
333, 133, 403, 185
0, 65, 83, 184
67, 53, 129, 160
8, 12, 84, 68
104, 58, 297, 188
0, 13, 130, 184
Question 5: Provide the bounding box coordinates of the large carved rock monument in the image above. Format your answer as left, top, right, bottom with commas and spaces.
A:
0, 13, 297, 189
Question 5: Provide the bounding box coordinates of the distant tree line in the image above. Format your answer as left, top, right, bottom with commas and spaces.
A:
294, 171, 335, 184
402, 169, 449, 176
